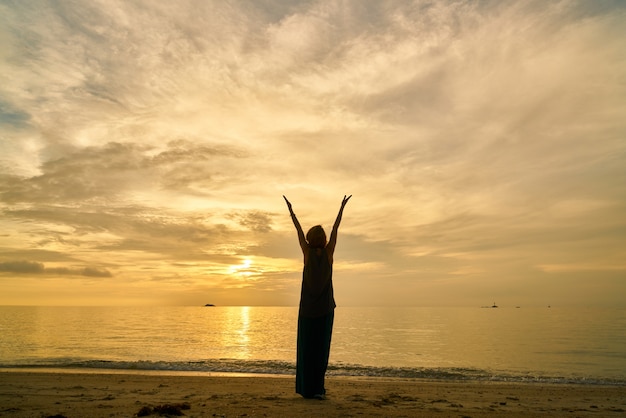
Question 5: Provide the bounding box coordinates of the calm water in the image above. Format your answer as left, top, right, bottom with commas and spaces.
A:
1, 306, 625, 384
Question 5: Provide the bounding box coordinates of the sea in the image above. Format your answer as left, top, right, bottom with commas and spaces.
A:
1, 306, 625, 385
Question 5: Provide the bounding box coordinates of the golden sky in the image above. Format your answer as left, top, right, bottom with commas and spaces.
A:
1, 0, 625, 307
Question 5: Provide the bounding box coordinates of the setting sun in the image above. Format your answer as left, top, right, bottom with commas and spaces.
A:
229, 258, 255, 278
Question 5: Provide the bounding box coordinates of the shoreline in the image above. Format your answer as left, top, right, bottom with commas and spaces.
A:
2, 365, 624, 386
0, 367, 290, 379
1, 371, 625, 417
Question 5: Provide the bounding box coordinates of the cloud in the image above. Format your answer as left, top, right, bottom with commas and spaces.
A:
231, 211, 274, 233
0, 260, 44, 274
0, 260, 111, 277
0, 140, 249, 204
51, 266, 112, 277
0, 0, 624, 306
4, 205, 239, 256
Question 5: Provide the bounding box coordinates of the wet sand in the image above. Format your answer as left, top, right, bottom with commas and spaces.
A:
1, 370, 624, 417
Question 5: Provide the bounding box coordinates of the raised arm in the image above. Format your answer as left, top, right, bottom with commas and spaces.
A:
326, 195, 351, 259
283, 195, 308, 255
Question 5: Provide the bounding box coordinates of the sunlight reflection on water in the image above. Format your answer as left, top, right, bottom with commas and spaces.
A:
1, 306, 624, 380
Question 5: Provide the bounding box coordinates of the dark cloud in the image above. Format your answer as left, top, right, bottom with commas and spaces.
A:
0, 260, 111, 277
49, 266, 112, 277
0, 260, 44, 274
0, 141, 248, 204
232, 211, 273, 233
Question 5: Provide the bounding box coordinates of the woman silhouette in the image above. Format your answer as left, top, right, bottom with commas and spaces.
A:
283, 194, 351, 399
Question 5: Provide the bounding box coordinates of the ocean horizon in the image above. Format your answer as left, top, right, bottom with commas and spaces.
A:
1, 306, 624, 386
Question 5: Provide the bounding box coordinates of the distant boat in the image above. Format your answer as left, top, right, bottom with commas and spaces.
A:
204, 304, 215, 307
491, 302, 498, 308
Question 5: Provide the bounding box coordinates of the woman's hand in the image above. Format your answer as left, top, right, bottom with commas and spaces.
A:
284, 195, 307, 254
341, 195, 352, 207
283, 195, 292, 212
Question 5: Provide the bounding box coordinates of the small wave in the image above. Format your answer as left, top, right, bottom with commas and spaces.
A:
2, 358, 624, 386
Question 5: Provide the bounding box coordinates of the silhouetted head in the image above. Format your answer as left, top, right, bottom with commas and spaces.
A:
306, 225, 327, 248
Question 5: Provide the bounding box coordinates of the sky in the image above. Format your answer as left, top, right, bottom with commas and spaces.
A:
1, 0, 625, 307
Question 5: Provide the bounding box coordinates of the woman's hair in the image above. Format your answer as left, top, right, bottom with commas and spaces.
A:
306, 225, 327, 248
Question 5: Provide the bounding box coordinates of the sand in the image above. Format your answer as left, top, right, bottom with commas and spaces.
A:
0, 370, 624, 417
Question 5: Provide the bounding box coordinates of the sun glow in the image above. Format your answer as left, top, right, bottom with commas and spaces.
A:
229, 258, 255, 277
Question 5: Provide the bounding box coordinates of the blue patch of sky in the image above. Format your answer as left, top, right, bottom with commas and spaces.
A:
0, 98, 30, 128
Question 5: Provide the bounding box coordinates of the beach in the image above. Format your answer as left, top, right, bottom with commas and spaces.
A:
1, 371, 624, 417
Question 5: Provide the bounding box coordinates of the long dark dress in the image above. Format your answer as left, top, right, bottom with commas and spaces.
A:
296, 247, 336, 398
